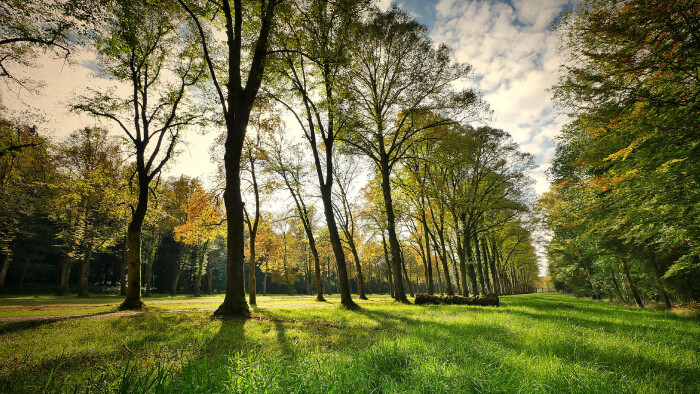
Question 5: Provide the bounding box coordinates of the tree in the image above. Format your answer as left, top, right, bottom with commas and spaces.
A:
269, 0, 369, 309
0, 0, 100, 92
340, 8, 482, 302
546, 0, 700, 304
264, 127, 326, 301
52, 127, 124, 296
0, 119, 53, 286
177, 0, 282, 317
332, 154, 368, 299
174, 182, 224, 296
73, 1, 204, 309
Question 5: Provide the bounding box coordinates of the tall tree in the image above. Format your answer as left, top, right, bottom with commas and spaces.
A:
265, 129, 326, 301
178, 0, 281, 317
74, 0, 204, 308
340, 8, 482, 302
269, 0, 371, 309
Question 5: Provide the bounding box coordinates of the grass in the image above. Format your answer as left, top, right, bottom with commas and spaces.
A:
0, 293, 698, 393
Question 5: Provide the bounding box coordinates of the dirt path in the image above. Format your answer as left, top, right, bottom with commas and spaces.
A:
0, 303, 331, 324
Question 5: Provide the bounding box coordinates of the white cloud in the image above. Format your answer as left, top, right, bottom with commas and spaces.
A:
376, 0, 394, 11
432, 0, 574, 197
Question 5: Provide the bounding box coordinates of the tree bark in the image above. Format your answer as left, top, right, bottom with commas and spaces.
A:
620, 257, 643, 308
206, 258, 214, 295
379, 159, 408, 303
248, 233, 257, 305
382, 232, 394, 297
193, 241, 209, 297
432, 251, 442, 294
144, 235, 160, 296
120, 172, 149, 310
171, 244, 186, 296
58, 254, 72, 295
609, 266, 626, 302
473, 231, 486, 295
0, 251, 10, 287
400, 246, 414, 297
463, 225, 479, 296
489, 238, 500, 296
420, 208, 434, 294
348, 236, 367, 300
77, 241, 94, 297
119, 235, 127, 296
480, 237, 492, 294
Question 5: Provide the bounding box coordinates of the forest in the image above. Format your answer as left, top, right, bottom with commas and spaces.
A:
1, 0, 541, 309
0, 0, 698, 392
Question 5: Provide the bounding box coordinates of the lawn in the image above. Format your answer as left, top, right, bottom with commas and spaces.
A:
0, 293, 697, 393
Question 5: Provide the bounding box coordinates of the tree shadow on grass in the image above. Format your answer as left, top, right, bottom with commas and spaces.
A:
0, 311, 119, 334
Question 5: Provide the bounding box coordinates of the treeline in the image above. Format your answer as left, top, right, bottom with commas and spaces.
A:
1, 0, 540, 312
540, 0, 700, 306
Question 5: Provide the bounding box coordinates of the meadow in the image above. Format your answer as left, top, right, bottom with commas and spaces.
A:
0, 293, 698, 393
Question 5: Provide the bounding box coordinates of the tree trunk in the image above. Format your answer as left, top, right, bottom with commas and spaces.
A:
420, 212, 434, 294
77, 241, 94, 297
193, 241, 209, 297
473, 231, 485, 295
609, 266, 626, 302
400, 247, 414, 297
489, 238, 500, 296
171, 244, 186, 296
207, 258, 214, 295
311, 243, 325, 301
620, 257, 643, 308
303, 247, 311, 295
263, 268, 268, 296
120, 177, 148, 310
216, 119, 250, 316
348, 237, 367, 300
120, 234, 127, 296
144, 235, 160, 296
382, 232, 394, 297
448, 243, 461, 295
248, 233, 257, 305
463, 226, 479, 296
319, 183, 356, 307
480, 237, 492, 294
435, 251, 443, 295
58, 254, 72, 295
379, 161, 408, 303
456, 214, 469, 296
0, 251, 10, 287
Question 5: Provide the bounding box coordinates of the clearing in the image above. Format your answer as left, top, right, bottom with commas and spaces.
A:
0, 293, 697, 393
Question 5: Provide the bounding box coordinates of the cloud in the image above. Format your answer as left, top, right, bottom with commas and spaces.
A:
376, 0, 393, 11
432, 0, 575, 196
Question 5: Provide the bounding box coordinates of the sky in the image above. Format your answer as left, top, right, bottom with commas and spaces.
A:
379, 0, 578, 195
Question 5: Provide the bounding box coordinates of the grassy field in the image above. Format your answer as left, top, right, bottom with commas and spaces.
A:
0, 293, 698, 393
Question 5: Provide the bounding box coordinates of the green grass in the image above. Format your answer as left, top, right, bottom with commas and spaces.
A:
0, 293, 698, 393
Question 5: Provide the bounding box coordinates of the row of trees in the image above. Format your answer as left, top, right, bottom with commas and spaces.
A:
0, 118, 539, 300
2, 0, 541, 315
540, 0, 699, 306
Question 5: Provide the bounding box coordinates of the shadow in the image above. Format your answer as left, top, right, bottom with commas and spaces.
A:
0, 311, 118, 334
